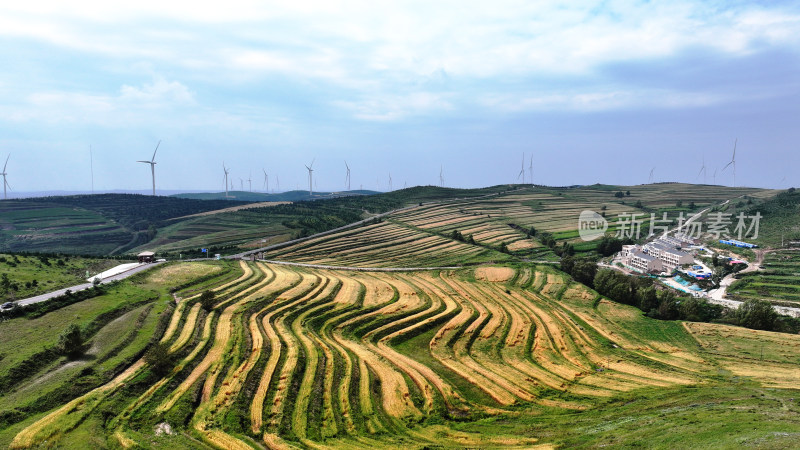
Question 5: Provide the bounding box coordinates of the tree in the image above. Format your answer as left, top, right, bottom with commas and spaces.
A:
636, 286, 659, 313
689, 201, 696, 209
626, 190, 631, 196
466, 234, 475, 245
736, 299, 778, 331
676, 200, 683, 208
571, 259, 598, 287
614, 191, 625, 198
499, 242, 509, 253
560, 255, 576, 275
57, 324, 85, 358
528, 226, 537, 237
144, 342, 174, 375
634, 200, 643, 209
199, 290, 216, 311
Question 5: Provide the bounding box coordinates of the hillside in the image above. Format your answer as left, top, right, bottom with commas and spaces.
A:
4, 262, 800, 448
0, 184, 779, 261
173, 189, 380, 202
0, 195, 249, 255
263, 183, 770, 266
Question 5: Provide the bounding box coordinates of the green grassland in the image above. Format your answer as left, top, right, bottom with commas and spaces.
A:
0, 253, 128, 301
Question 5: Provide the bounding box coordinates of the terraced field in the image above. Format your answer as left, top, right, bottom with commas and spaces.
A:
11, 262, 800, 448
263, 184, 770, 266
729, 250, 800, 306
266, 220, 513, 267
0, 202, 131, 255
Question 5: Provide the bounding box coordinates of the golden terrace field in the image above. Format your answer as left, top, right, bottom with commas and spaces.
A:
11, 261, 800, 449
264, 183, 769, 267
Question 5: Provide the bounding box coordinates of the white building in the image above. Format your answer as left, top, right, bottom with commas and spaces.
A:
628, 251, 663, 273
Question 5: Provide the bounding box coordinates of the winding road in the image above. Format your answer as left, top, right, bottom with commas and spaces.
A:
14, 262, 164, 307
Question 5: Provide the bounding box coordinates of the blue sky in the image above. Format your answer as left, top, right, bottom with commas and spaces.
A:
1, 1, 799, 193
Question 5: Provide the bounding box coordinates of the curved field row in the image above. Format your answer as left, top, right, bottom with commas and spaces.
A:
15, 262, 798, 448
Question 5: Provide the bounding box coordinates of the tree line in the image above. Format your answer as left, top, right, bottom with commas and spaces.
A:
560, 256, 800, 334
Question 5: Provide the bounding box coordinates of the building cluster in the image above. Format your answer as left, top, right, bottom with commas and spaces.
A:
621, 236, 695, 273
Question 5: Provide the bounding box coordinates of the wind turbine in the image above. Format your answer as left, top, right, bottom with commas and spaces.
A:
305, 159, 315, 195
137, 140, 160, 195
222, 163, 230, 198
712, 168, 718, 185
247, 173, 252, 192
697, 155, 707, 184
344, 161, 351, 191
517, 153, 525, 184
648, 167, 655, 184
388, 172, 392, 191
722, 139, 737, 187
1, 154, 10, 200
262, 169, 268, 192
276, 176, 280, 192
240, 178, 244, 190
89, 145, 94, 194
439, 165, 444, 187
528, 154, 533, 185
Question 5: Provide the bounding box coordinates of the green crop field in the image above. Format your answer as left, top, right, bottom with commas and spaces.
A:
729, 250, 800, 306
4, 261, 799, 449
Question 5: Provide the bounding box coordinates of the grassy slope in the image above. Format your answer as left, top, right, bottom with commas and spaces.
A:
0, 261, 236, 447
0, 195, 249, 255
0, 253, 128, 301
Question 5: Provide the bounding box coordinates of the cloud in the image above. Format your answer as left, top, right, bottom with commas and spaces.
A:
119, 77, 195, 105
2, 76, 195, 125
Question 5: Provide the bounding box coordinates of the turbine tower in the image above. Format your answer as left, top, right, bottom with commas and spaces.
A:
137, 140, 160, 196
262, 169, 268, 193
388, 172, 392, 191
517, 153, 525, 184
528, 154, 533, 185
722, 139, 737, 187
248, 173, 252, 192
712, 168, 717, 185
89, 145, 94, 194
222, 163, 230, 198
439, 165, 444, 187
697, 155, 707, 184
344, 160, 351, 191
240, 178, 244, 190
305, 158, 315, 195
649, 167, 655, 184
1, 154, 10, 200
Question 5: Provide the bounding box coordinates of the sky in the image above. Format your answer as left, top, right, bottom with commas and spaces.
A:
1, 0, 799, 194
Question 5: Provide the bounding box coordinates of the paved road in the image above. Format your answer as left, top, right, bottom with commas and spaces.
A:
15, 262, 164, 307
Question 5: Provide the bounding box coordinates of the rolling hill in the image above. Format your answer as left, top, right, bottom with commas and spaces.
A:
3, 261, 800, 448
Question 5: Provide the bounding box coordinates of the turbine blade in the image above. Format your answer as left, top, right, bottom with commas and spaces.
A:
722, 161, 734, 171
152, 140, 161, 162
2, 154, 8, 172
